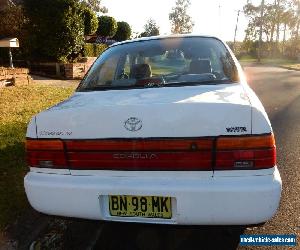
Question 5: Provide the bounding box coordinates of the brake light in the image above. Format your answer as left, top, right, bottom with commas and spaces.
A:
65, 138, 213, 171
26, 139, 64, 150
26, 139, 67, 168
215, 134, 276, 170
217, 134, 275, 149
26, 135, 276, 171
65, 139, 213, 151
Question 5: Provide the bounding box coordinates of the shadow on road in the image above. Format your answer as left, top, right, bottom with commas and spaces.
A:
94, 222, 245, 250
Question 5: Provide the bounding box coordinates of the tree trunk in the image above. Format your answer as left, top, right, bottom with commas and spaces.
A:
270, 25, 275, 43
270, 0, 277, 43
296, 20, 300, 41
296, 1, 300, 42
276, 0, 281, 44
282, 23, 287, 55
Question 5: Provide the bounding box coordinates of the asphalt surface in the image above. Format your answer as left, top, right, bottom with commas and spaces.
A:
8, 65, 300, 250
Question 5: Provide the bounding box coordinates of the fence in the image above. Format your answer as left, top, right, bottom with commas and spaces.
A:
13, 57, 97, 79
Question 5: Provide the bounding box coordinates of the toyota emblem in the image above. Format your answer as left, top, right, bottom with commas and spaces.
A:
124, 117, 142, 132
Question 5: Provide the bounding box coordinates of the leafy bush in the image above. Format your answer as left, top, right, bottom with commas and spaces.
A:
82, 6, 98, 35
0, 5, 25, 38
96, 15, 117, 38
113, 21, 131, 41
83, 43, 107, 57
24, 0, 85, 62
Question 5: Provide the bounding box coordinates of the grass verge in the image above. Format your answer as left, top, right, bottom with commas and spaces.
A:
280, 63, 300, 71
239, 57, 299, 66
0, 85, 74, 230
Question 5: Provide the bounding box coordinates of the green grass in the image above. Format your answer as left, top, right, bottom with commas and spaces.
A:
150, 60, 188, 76
280, 63, 300, 71
0, 85, 75, 229
239, 56, 300, 71
238, 55, 257, 62
239, 56, 298, 65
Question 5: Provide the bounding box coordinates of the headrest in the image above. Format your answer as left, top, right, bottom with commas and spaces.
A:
189, 59, 212, 74
130, 64, 152, 79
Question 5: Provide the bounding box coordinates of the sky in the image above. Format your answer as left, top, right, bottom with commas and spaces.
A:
101, 0, 262, 41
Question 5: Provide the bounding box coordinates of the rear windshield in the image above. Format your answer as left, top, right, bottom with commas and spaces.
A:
77, 37, 239, 91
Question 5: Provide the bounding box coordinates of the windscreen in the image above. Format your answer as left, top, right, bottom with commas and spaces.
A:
77, 37, 239, 91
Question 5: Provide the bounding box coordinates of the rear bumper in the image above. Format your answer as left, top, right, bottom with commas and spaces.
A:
24, 167, 282, 225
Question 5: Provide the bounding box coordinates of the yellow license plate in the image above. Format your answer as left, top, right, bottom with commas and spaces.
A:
109, 195, 172, 219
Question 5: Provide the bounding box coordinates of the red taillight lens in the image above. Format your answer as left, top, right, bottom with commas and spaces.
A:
26, 135, 276, 171
65, 139, 213, 151
26, 139, 67, 168
65, 139, 213, 171
215, 134, 276, 170
67, 151, 212, 170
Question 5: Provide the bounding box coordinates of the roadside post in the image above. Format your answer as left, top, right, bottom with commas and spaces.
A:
0, 37, 20, 68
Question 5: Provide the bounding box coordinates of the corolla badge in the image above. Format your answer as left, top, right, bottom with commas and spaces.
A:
124, 117, 142, 132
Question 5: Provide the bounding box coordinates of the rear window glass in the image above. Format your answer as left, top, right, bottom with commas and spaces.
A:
77, 37, 239, 91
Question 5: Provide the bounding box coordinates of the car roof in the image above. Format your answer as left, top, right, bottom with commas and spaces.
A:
110, 34, 224, 48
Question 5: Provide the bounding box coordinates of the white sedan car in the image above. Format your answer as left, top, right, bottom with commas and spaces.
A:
24, 35, 282, 225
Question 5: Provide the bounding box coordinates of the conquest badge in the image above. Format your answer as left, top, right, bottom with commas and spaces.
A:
124, 117, 142, 132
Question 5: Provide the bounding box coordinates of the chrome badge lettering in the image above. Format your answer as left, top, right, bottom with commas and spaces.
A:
226, 127, 247, 133
124, 117, 142, 132
39, 130, 72, 136
113, 153, 157, 160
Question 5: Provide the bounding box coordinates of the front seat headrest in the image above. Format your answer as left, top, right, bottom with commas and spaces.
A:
130, 64, 152, 79
189, 59, 212, 74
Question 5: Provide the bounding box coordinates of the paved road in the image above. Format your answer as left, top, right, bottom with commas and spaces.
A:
236, 65, 300, 249
17, 65, 300, 250
92, 65, 300, 250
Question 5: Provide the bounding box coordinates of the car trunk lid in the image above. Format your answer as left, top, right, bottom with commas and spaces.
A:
36, 84, 252, 138
31, 84, 254, 172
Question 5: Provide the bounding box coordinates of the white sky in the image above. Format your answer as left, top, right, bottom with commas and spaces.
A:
101, 0, 262, 41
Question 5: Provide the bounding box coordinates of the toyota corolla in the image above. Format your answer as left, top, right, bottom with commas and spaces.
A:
24, 35, 282, 225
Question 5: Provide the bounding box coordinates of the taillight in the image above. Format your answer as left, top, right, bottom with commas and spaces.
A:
215, 134, 276, 170
26, 139, 68, 168
25, 135, 276, 171
65, 139, 214, 171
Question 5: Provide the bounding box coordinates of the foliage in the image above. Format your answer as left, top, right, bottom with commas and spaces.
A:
82, 6, 98, 35
0, 85, 74, 229
24, 0, 85, 62
83, 43, 107, 57
284, 38, 300, 58
140, 18, 160, 37
243, 0, 300, 58
81, 0, 108, 13
113, 21, 132, 41
96, 15, 118, 38
169, 0, 194, 34
0, 4, 25, 38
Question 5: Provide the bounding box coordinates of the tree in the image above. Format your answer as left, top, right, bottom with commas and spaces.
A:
140, 18, 160, 37
81, 0, 108, 13
0, 4, 25, 38
0, 3, 26, 64
113, 21, 131, 41
96, 15, 117, 38
282, 9, 295, 44
243, 0, 297, 57
169, 0, 194, 34
289, 0, 300, 40
81, 6, 98, 35
24, 0, 85, 62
